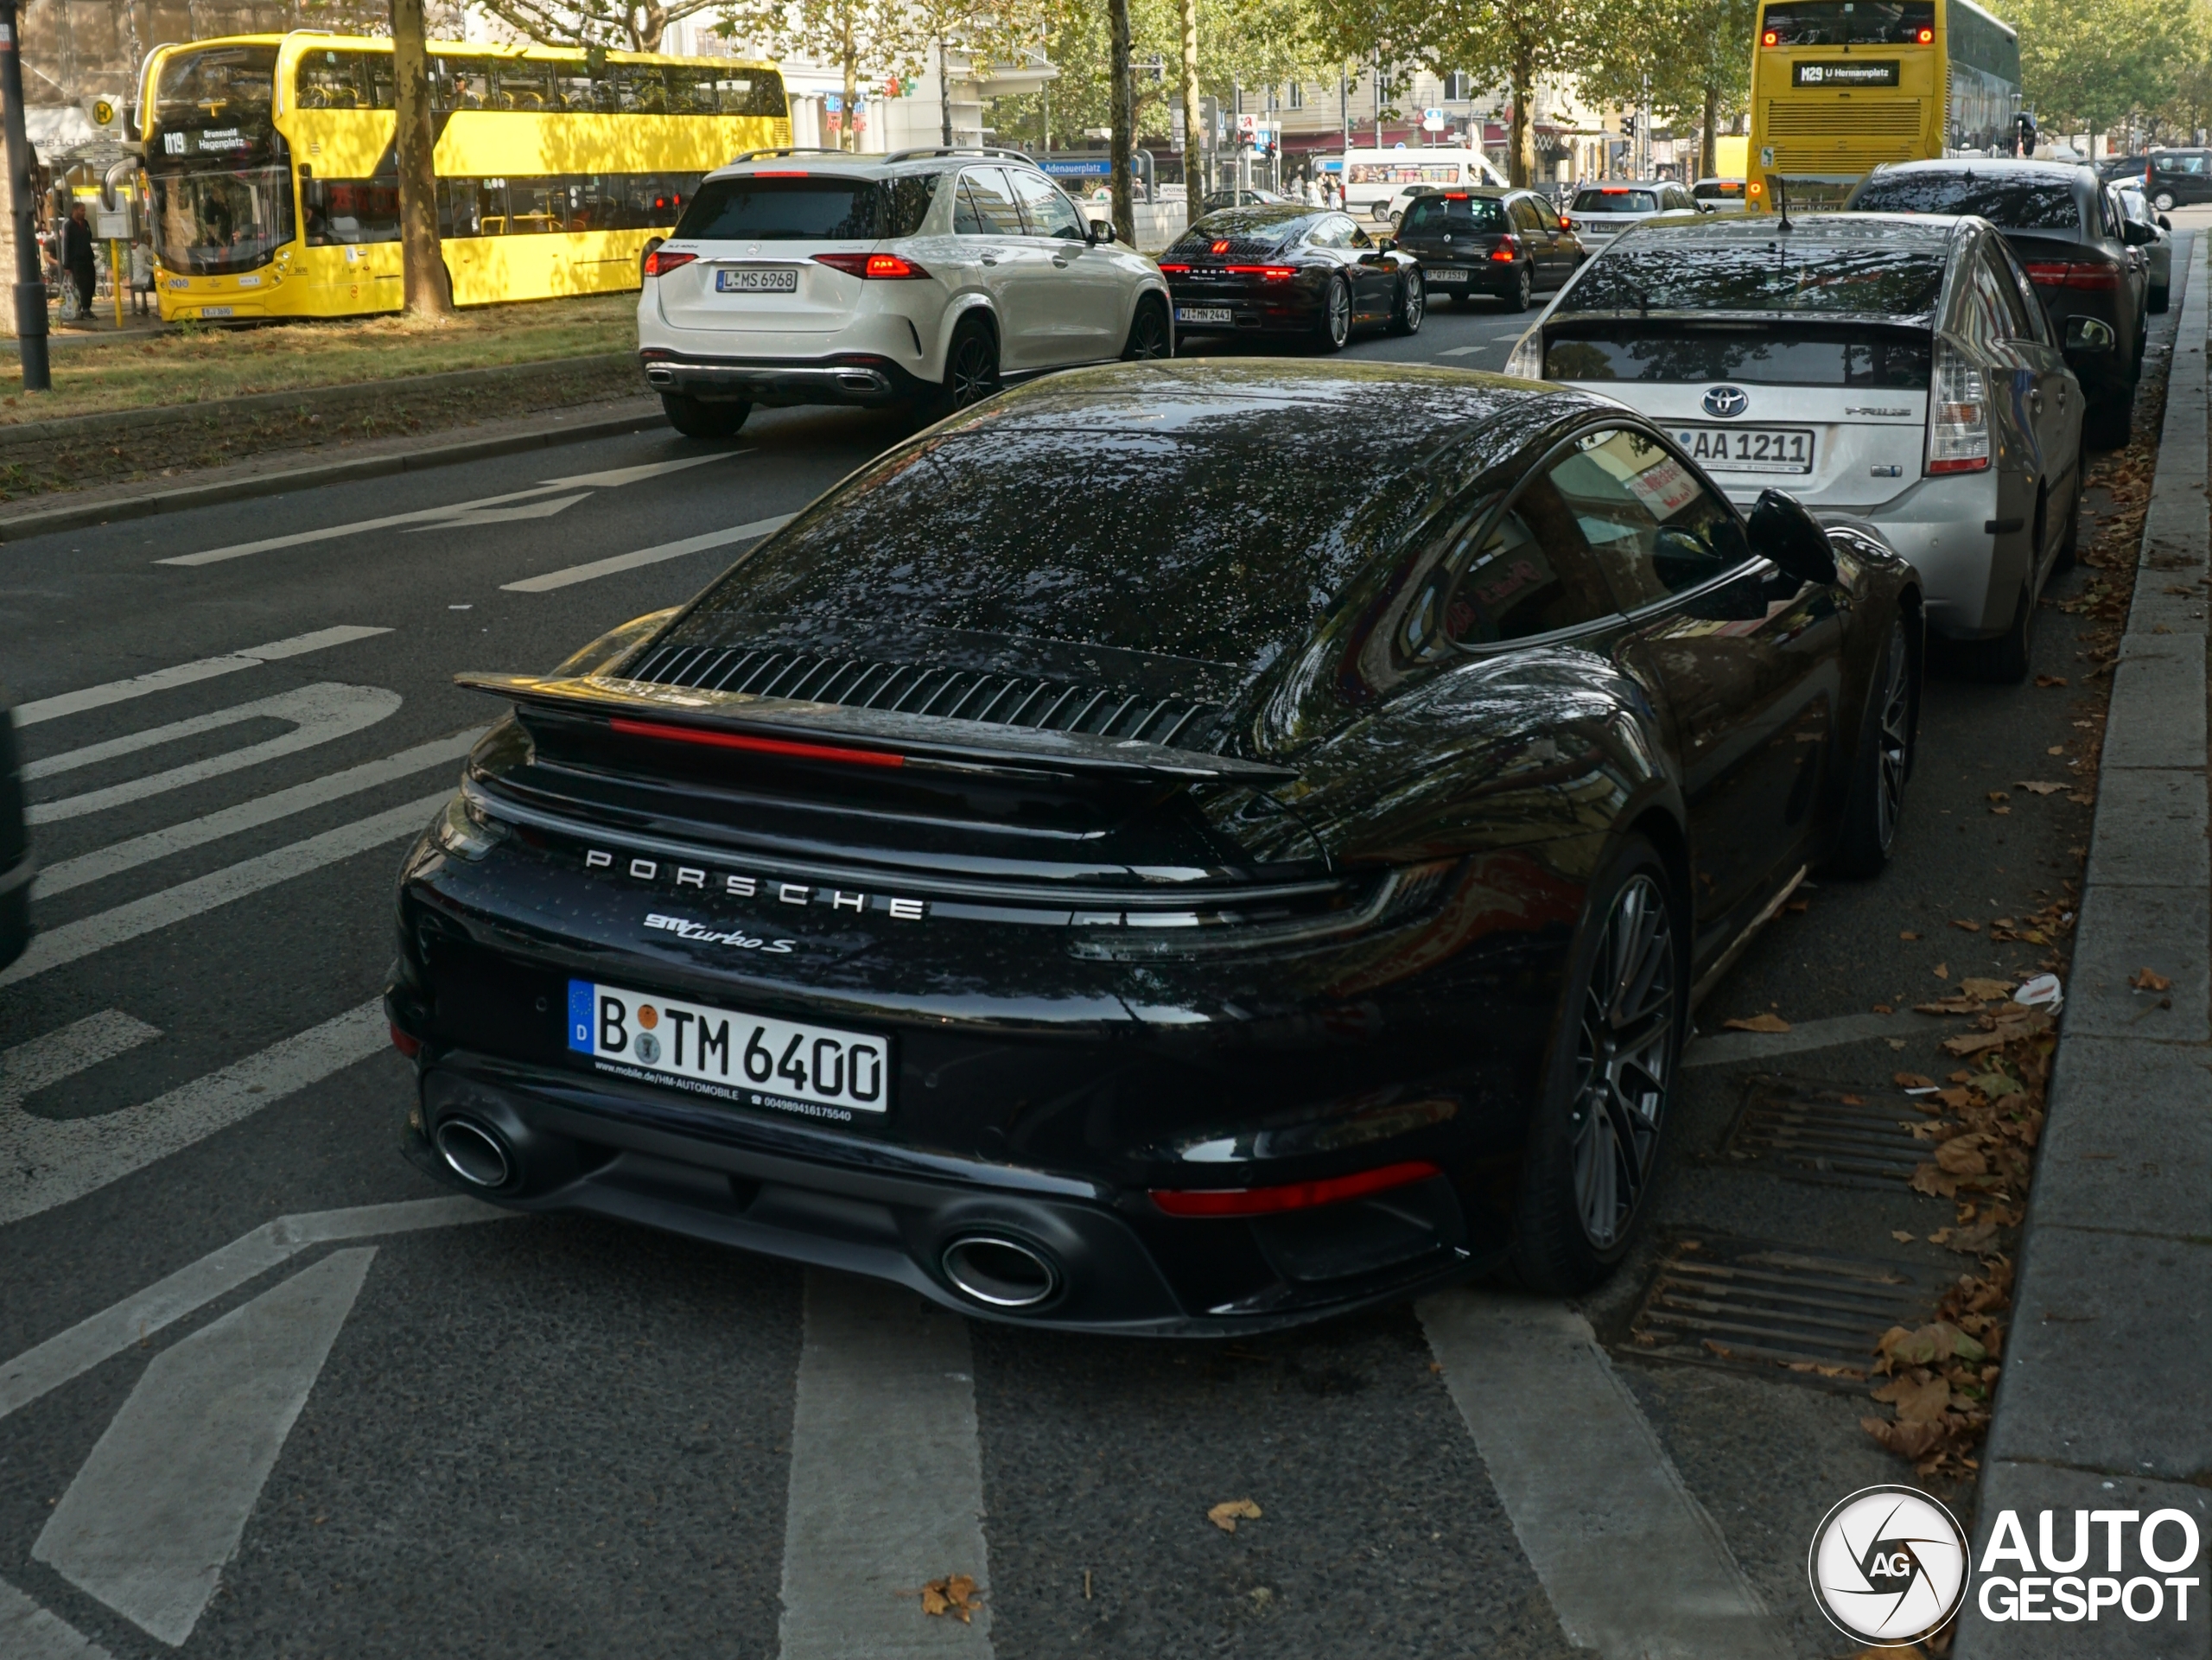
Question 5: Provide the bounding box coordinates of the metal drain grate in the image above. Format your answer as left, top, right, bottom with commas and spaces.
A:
1714, 1074, 1932, 1190
1613, 1234, 1939, 1390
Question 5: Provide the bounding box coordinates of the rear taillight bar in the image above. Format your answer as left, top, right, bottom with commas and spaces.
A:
1491, 235, 1521, 262
2024, 259, 2120, 290
1224, 264, 1298, 281
642, 250, 696, 277
1927, 339, 1990, 475
1151, 1159, 1443, 1217
609, 716, 906, 769
812, 251, 932, 279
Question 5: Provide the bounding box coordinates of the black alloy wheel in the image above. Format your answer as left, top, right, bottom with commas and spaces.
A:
1828, 620, 1914, 876
1507, 262, 1533, 311
1314, 275, 1351, 352
942, 315, 1001, 412
1510, 836, 1682, 1292
1122, 295, 1173, 359
660, 392, 751, 440
1389, 269, 1425, 335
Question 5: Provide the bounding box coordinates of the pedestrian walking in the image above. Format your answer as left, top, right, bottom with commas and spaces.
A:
62, 202, 97, 321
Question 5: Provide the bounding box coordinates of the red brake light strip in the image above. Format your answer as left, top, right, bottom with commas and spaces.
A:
1223, 264, 1298, 280
609, 716, 906, 769
1149, 1159, 1441, 1217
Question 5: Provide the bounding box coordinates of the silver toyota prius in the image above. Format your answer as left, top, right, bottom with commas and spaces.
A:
1505, 213, 2084, 679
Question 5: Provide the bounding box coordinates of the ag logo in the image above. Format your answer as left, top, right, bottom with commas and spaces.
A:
1702, 384, 1751, 418
1808, 1485, 1971, 1644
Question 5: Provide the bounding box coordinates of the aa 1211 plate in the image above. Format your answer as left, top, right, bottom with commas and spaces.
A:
1423, 268, 1470, 283
568, 979, 888, 1122
1675, 424, 1816, 474
1176, 305, 1234, 323
717, 267, 799, 293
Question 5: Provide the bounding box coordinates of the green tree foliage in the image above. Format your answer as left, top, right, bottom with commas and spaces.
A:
474, 0, 724, 52
1578, 0, 1756, 177
2011, 0, 2189, 136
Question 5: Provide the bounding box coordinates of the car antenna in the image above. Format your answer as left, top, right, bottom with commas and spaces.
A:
1777, 175, 1793, 231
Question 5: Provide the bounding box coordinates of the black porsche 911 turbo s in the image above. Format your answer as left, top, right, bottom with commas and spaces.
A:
389, 360, 1922, 1334
1158, 207, 1426, 349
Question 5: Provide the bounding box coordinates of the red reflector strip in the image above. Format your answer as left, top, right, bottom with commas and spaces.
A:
1150, 1159, 1442, 1218
752, 169, 810, 176
608, 716, 906, 769
1224, 264, 1298, 280
1157, 262, 1192, 272
2024, 261, 2120, 290
390, 1021, 423, 1059
1928, 455, 1990, 474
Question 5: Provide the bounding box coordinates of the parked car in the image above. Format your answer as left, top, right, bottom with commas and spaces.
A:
2113, 180, 2172, 313
1691, 177, 1748, 214
637, 146, 1173, 436
2095, 154, 2152, 186
0, 694, 27, 972
1564, 180, 1705, 247
1846, 160, 2149, 448
1392, 187, 1586, 311
1506, 212, 2082, 679
1201, 187, 1292, 213
391, 359, 1920, 1327
2146, 148, 2212, 212
1158, 207, 1425, 348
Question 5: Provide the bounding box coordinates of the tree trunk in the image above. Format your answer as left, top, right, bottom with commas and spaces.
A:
1108, 0, 1135, 246
391, 0, 452, 321
1508, 56, 1533, 188
841, 11, 856, 153
1179, 0, 1198, 236
940, 37, 952, 146
1701, 83, 1718, 182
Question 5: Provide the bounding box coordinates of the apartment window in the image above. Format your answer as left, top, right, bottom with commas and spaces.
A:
1290, 81, 1304, 108
1443, 72, 1472, 102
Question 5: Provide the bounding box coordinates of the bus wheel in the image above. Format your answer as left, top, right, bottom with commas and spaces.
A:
660, 393, 750, 440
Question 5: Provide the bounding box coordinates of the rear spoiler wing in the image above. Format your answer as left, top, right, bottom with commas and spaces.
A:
454, 672, 1298, 786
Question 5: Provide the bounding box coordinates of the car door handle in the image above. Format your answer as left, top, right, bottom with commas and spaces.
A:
980, 255, 999, 266
2029, 389, 2044, 413
1052, 255, 1071, 268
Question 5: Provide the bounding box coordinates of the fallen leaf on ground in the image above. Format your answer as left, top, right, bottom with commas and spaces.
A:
1916, 994, 1986, 1014
2133, 968, 2174, 992
1863, 1415, 1947, 1460
918, 1574, 982, 1622
2035, 674, 2068, 687
1893, 1072, 1935, 1090
1933, 963, 1949, 979
1992, 805, 2011, 816
1872, 1003, 1892, 1014
1942, 1029, 2011, 1057
1841, 1092, 1865, 1105
1900, 930, 1920, 940
1872, 1373, 1954, 1421
1784, 898, 1809, 913
1892, 1230, 1916, 1243
1911, 1163, 1958, 1198
1985, 792, 2009, 805
1722, 1013, 1791, 1033
2047, 745, 2067, 756
1936, 1139, 1990, 1176
1208, 1499, 1263, 1534
1952, 919, 1982, 932
2017, 781, 2065, 795
1961, 977, 2014, 999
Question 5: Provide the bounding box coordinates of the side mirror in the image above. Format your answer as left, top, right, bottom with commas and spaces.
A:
1087, 218, 1117, 245
1376, 236, 1396, 254
2123, 219, 2156, 245
1746, 488, 1838, 586
2065, 315, 2116, 350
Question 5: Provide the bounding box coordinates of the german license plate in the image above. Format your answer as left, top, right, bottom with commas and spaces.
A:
568, 979, 888, 1121
716, 267, 798, 293
199, 305, 235, 318
1675, 424, 1816, 474
1424, 268, 1470, 283
1176, 305, 1234, 323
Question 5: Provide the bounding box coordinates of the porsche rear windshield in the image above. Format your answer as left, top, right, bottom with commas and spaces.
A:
1559, 242, 1948, 315
675, 174, 938, 240
1571, 188, 1657, 213
1401, 195, 1506, 233
1759, 1, 1935, 45
1848, 175, 2082, 231
1544, 326, 1933, 387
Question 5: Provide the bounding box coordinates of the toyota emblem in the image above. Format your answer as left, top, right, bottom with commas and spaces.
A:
1703, 385, 1751, 418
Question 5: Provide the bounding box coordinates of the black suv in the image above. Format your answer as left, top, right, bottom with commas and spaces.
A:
1847, 160, 2152, 446
2147, 149, 2212, 211
1391, 187, 1586, 311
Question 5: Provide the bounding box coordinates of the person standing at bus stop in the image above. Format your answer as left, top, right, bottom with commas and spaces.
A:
62, 202, 97, 321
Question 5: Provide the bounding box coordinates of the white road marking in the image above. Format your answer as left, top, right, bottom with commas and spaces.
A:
0, 1576, 111, 1659
404, 492, 589, 531
0, 1012, 163, 1108
1419, 1288, 1783, 1658
1436, 345, 1485, 357
503, 513, 796, 593
14, 627, 391, 728
1682, 1009, 1906, 1068
35, 1249, 377, 1646
0, 1195, 505, 1421
27, 684, 400, 824
0, 1001, 390, 1225
780, 1271, 992, 1660
0, 792, 447, 989
162, 452, 747, 566
36, 728, 481, 898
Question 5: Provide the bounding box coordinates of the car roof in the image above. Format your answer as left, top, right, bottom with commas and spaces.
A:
1870, 158, 2092, 188
1600, 210, 1964, 247
703, 147, 1040, 184
1405, 185, 1517, 199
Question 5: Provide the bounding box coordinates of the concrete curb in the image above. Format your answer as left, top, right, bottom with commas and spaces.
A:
0, 400, 667, 545
1954, 235, 2212, 1659
0, 350, 634, 447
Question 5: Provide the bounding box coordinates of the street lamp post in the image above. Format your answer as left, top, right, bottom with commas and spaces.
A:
1, 0, 51, 391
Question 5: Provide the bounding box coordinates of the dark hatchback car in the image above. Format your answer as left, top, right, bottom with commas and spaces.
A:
1847, 160, 2152, 446
389, 361, 1922, 1334
1392, 187, 1586, 311
0, 696, 27, 970
1159, 207, 1425, 349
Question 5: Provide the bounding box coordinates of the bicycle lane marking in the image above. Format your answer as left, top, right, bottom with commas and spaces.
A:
13, 626, 391, 728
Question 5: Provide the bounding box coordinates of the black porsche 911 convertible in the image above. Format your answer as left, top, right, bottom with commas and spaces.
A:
388, 359, 1921, 1333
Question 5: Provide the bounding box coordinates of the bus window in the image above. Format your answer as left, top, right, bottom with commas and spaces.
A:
304, 175, 399, 245
152, 162, 295, 273
619, 63, 674, 113
493, 63, 556, 111
709, 70, 786, 117
1759, 0, 1935, 46
153, 45, 275, 135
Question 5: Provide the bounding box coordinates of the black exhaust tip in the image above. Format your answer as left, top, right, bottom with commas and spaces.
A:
940, 1235, 1060, 1309
434, 1116, 513, 1190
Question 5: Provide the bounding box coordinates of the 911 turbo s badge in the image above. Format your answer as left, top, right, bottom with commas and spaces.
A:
645, 913, 795, 952
583, 847, 929, 922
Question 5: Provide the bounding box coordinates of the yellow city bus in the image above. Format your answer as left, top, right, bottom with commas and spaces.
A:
1745, 0, 2019, 213
136, 34, 789, 321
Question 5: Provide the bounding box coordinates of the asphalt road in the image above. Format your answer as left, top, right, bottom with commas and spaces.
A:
0, 280, 2156, 1658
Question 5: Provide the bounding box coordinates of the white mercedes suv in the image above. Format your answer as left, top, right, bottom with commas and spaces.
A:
637, 146, 1173, 436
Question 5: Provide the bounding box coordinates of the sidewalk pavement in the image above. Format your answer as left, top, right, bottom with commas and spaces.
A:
1954, 235, 2212, 1656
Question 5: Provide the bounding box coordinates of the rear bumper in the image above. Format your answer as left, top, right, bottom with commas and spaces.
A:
638, 351, 928, 409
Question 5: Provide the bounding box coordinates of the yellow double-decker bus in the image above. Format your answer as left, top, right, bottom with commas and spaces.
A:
1745, 0, 2020, 213
137, 34, 789, 321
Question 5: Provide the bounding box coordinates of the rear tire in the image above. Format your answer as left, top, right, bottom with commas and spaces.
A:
1505, 262, 1533, 311
2156, 190, 2177, 213
2052, 470, 2082, 575
659, 393, 750, 440
1121, 294, 1172, 359
1389, 269, 1425, 335
2152, 283, 2171, 315
2085, 387, 2133, 450
1827, 620, 1914, 878
1509, 835, 1684, 1294
1313, 275, 1351, 352
938, 314, 1001, 414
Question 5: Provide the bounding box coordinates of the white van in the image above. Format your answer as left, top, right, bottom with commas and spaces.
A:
1338, 148, 1506, 221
